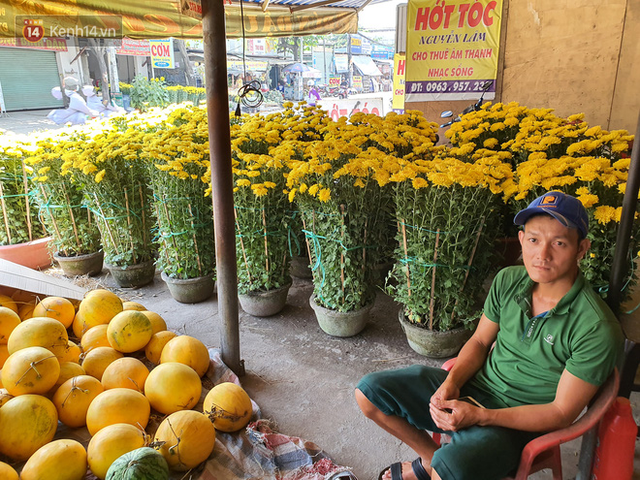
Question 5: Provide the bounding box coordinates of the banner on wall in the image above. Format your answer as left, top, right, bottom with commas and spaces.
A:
392, 54, 406, 113
405, 0, 502, 102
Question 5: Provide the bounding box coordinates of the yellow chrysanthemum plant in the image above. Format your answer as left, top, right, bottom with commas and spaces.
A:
25, 131, 102, 259
144, 106, 215, 291
0, 133, 45, 246
61, 114, 159, 282
385, 151, 514, 337
512, 150, 638, 302
229, 114, 292, 303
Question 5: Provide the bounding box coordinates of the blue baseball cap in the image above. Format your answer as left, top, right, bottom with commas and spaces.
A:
514, 191, 589, 238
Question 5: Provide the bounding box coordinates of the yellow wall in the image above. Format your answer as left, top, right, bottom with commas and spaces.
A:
406, 0, 639, 134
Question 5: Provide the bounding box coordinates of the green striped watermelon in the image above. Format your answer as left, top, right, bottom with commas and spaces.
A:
106, 447, 169, 480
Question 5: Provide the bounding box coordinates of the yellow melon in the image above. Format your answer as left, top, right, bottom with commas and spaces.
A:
87, 423, 149, 480
33, 296, 76, 328
7, 317, 69, 360
20, 439, 87, 480
47, 361, 85, 397
122, 301, 146, 311
86, 388, 150, 435
0, 295, 18, 314
107, 310, 152, 353
0, 388, 13, 407
203, 382, 253, 432
144, 362, 202, 415
160, 335, 210, 377
80, 324, 110, 354
71, 311, 89, 339
145, 330, 177, 365
155, 410, 216, 471
2, 346, 60, 396
77, 289, 123, 330
0, 344, 9, 368
101, 357, 149, 392
0, 394, 58, 461
18, 302, 35, 321
82, 346, 123, 381
0, 461, 18, 480
60, 340, 82, 364
53, 374, 104, 428
0, 307, 21, 344
140, 310, 167, 334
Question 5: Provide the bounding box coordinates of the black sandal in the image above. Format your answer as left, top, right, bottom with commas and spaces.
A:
378, 459, 430, 480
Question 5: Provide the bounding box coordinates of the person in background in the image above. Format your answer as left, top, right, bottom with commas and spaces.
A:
307, 80, 321, 107
356, 191, 624, 480
82, 85, 125, 118
47, 78, 98, 125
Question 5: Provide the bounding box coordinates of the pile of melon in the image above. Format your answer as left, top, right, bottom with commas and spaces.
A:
0, 288, 253, 479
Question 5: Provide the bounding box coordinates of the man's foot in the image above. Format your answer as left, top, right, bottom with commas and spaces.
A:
379, 458, 430, 480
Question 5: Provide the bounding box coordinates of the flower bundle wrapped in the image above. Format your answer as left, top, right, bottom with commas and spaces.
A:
26, 132, 101, 257
60, 115, 161, 270
226, 115, 291, 296
0, 134, 45, 245
386, 153, 513, 331
145, 106, 215, 281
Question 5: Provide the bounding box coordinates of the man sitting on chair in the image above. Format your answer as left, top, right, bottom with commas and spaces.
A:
356, 191, 624, 480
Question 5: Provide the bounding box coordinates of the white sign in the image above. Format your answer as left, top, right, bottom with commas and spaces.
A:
317, 98, 385, 121
150, 38, 175, 69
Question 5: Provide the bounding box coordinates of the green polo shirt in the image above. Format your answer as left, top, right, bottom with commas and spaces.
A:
469, 266, 624, 407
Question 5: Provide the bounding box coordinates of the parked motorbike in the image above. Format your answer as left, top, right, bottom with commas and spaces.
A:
439, 80, 494, 128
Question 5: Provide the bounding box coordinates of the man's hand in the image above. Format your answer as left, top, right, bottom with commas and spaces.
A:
429, 399, 482, 431
430, 379, 460, 408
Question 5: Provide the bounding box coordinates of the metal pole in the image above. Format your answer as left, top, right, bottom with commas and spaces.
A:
607, 111, 640, 314
576, 110, 640, 480
201, 0, 244, 376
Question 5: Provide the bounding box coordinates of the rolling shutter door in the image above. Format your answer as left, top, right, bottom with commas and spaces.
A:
0, 48, 63, 111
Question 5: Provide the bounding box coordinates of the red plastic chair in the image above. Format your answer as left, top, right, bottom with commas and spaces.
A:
433, 359, 619, 480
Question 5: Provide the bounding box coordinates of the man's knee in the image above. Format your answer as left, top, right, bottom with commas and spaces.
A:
355, 388, 380, 419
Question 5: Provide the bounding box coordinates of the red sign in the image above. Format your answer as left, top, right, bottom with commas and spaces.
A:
22, 18, 44, 43
116, 38, 150, 56
0, 37, 68, 52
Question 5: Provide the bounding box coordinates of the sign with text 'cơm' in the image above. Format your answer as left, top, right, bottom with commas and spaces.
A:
405, 0, 503, 102
150, 38, 175, 69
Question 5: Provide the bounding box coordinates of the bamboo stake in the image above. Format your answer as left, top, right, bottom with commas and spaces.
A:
124, 188, 137, 264
362, 217, 368, 274
401, 219, 411, 298
451, 218, 485, 322
161, 195, 179, 266
154, 203, 171, 269
262, 209, 269, 273
0, 183, 11, 244
39, 186, 66, 256
21, 161, 32, 241
428, 229, 440, 331
187, 204, 203, 276
139, 185, 148, 249
301, 216, 313, 265
340, 205, 346, 304
234, 207, 253, 286
93, 193, 120, 257
62, 186, 81, 250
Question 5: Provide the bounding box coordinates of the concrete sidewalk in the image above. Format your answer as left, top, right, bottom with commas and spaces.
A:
0, 109, 68, 136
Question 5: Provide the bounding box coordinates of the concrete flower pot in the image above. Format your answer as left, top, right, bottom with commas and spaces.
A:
161, 271, 215, 304
310, 294, 374, 337
106, 260, 155, 288
238, 279, 292, 317
54, 250, 103, 277
398, 309, 472, 358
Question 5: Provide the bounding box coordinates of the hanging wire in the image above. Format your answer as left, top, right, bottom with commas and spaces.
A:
235, 0, 264, 116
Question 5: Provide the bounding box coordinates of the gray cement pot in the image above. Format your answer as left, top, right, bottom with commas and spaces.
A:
310, 294, 374, 337
106, 260, 155, 288
398, 309, 472, 358
239, 279, 292, 317
54, 250, 103, 277
161, 271, 215, 303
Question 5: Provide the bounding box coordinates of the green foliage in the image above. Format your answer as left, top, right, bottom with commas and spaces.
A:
386, 183, 502, 331
130, 75, 170, 111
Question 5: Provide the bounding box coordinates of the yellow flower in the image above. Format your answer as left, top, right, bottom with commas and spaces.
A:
594, 205, 616, 225
94, 169, 106, 183
308, 184, 320, 196
236, 179, 251, 187
318, 188, 331, 202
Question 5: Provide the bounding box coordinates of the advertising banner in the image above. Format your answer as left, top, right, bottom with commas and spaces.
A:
392, 54, 406, 113
352, 76, 363, 90
0, 37, 67, 51
405, 0, 502, 102
318, 98, 384, 121
150, 38, 174, 68
329, 76, 341, 86
116, 38, 150, 56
